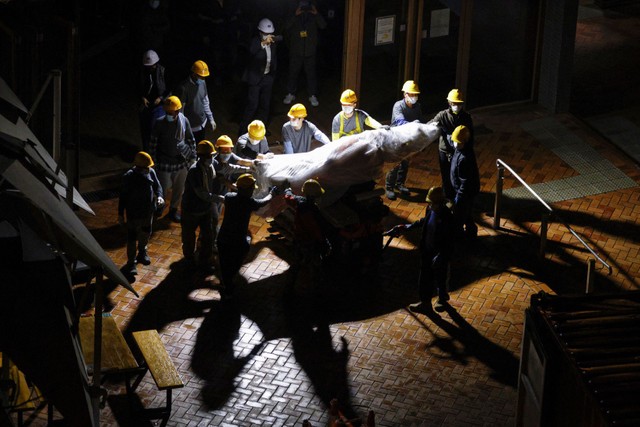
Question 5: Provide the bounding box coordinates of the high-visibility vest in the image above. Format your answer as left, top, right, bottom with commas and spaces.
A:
338, 111, 363, 138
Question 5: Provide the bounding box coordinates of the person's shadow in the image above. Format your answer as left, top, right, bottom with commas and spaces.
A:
191, 299, 265, 410
413, 303, 519, 388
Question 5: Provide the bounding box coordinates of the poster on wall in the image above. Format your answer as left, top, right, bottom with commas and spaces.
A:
375, 15, 395, 45
430, 9, 450, 38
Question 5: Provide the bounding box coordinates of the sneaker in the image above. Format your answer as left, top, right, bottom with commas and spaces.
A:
396, 184, 410, 195
386, 189, 397, 200
409, 302, 434, 315
309, 95, 319, 107
283, 93, 296, 104
137, 251, 151, 265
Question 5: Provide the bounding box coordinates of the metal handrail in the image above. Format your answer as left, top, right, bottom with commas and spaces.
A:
494, 159, 612, 288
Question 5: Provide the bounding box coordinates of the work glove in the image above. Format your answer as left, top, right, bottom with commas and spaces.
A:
157, 196, 165, 207
264, 152, 274, 159
210, 120, 217, 132
118, 215, 125, 226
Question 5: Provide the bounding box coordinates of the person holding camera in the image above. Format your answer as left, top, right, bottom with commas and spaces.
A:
240, 18, 281, 134
282, 0, 326, 108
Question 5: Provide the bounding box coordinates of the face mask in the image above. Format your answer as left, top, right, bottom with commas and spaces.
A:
342, 106, 354, 115
291, 118, 303, 130
407, 96, 418, 105
166, 114, 175, 122
219, 153, 231, 162
249, 138, 261, 146
454, 141, 461, 150
451, 105, 462, 114
195, 78, 204, 85
149, 0, 160, 9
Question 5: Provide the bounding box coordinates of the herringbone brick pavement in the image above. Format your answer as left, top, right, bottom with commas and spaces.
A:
36, 102, 635, 427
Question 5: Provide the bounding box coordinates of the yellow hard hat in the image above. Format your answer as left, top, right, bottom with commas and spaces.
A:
197, 140, 216, 156
447, 89, 464, 103
288, 103, 307, 118
451, 125, 470, 144
215, 135, 234, 148
248, 120, 266, 140
425, 186, 445, 204
401, 80, 420, 94
191, 60, 210, 77
134, 151, 154, 168
164, 96, 182, 113
236, 173, 257, 189
302, 179, 324, 198
340, 89, 357, 104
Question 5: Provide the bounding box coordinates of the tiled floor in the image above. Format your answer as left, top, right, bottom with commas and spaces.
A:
12, 3, 640, 427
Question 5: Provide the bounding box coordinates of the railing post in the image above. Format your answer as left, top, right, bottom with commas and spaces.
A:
52, 69, 62, 164
539, 212, 549, 260
494, 163, 504, 230
586, 258, 595, 294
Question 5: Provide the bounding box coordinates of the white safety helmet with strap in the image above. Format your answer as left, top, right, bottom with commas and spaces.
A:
257, 18, 275, 34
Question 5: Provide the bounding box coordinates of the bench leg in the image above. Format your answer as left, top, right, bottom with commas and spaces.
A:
159, 389, 172, 427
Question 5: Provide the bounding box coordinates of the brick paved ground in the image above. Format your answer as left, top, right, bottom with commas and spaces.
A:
57, 103, 638, 427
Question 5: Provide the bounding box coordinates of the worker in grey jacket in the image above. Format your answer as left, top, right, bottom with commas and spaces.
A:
282, 103, 330, 154
174, 60, 217, 143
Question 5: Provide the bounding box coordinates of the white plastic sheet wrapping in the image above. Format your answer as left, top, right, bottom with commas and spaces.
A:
253, 122, 440, 206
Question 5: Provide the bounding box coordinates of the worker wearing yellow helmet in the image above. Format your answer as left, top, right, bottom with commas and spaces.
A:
216, 174, 279, 298
181, 140, 221, 270
385, 80, 424, 200
281, 103, 330, 154
331, 89, 384, 141
427, 88, 474, 201
149, 95, 197, 222
450, 125, 480, 240
174, 60, 217, 145
235, 120, 274, 161
118, 151, 164, 275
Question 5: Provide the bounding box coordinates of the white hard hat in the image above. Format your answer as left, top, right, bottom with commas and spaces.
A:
142, 50, 160, 66
257, 18, 275, 34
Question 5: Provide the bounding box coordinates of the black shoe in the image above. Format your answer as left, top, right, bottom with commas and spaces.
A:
434, 300, 448, 312
125, 262, 137, 275
168, 209, 181, 223
409, 302, 433, 314
438, 292, 450, 302
137, 251, 151, 265
396, 184, 410, 195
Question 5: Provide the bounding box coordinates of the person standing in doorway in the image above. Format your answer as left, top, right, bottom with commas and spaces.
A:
282, 0, 327, 108
385, 80, 423, 200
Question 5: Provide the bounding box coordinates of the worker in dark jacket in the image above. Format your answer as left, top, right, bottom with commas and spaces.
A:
217, 174, 277, 298
428, 89, 474, 201
181, 140, 220, 269
139, 50, 169, 152
174, 60, 216, 143
240, 18, 280, 132
450, 125, 480, 239
118, 151, 164, 275
235, 120, 274, 161
386, 186, 453, 313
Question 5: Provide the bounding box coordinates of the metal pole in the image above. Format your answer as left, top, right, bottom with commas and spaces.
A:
52, 70, 62, 164
586, 258, 595, 294
494, 165, 504, 229
539, 212, 549, 260
92, 269, 103, 427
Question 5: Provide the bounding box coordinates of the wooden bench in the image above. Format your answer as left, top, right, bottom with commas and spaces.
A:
131, 330, 184, 427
